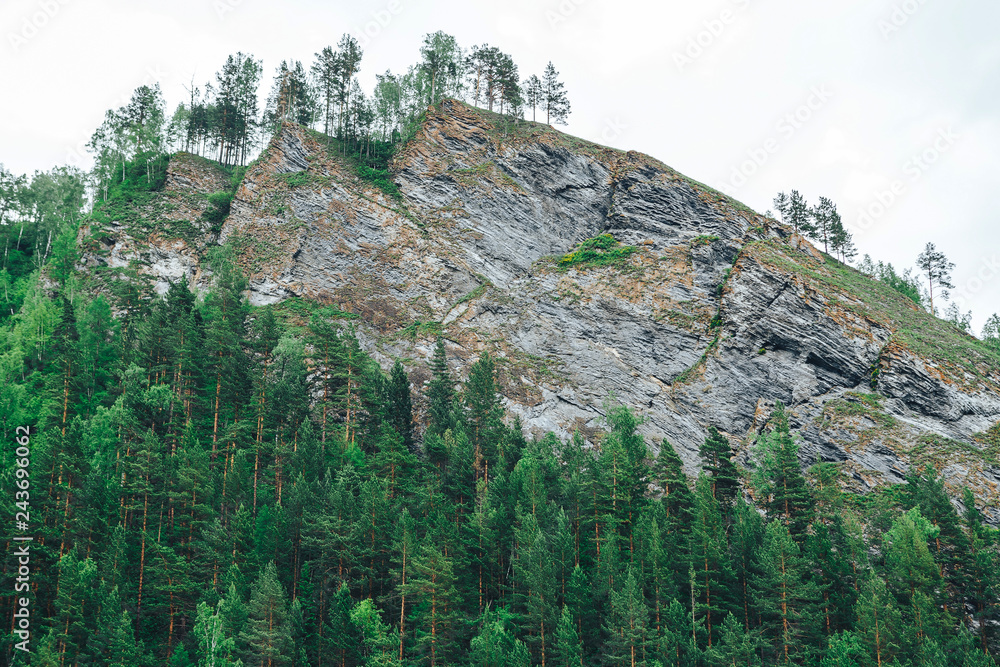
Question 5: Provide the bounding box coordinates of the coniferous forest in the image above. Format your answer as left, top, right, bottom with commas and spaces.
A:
0, 29, 999, 667
0, 245, 998, 667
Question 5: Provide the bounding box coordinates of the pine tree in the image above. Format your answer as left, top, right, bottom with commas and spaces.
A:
193, 597, 242, 667
882, 508, 945, 653
324, 582, 360, 667
715, 612, 764, 667
809, 196, 839, 254
541, 62, 571, 125
650, 439, 694, 536
961, 488, 1000, 654
600, 404, 649, 557
752, 521, 821, 665
351, 598, 401, 667
419, 31, 463, 106
855, 573, 902, 667
553, 604, 582, 667
772, 190, 814, 236
387, 360, 414, 451
916, 242, 955, 317
602, 568, 650, 667
464, 352, 504, 484
404, 540, 459, 666
240, 562, 294, 667
752, 402, 812, 537
50, 547, 97, 666
468, 605, 532, 667
514, 511, 556, 664
690, 475, 736, 649
524, 75, 543, 122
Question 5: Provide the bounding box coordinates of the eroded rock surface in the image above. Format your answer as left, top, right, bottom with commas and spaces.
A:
79, 100, 1000, 521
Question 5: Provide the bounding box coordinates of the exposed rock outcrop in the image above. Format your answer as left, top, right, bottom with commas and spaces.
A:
78, 100, 1000, 521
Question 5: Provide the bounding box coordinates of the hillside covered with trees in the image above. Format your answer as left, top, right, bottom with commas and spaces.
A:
2, 30, 1000, 667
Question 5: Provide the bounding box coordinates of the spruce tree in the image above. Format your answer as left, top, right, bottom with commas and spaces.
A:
387, 360, 414, 450
426, 336, 455, 436
699, 426, 738, 510
240, 562, 294, 667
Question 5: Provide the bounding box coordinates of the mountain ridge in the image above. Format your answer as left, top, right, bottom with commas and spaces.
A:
77, 98, 1000, 521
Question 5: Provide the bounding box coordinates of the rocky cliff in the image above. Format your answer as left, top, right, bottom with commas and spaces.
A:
79, 100, 1000, 521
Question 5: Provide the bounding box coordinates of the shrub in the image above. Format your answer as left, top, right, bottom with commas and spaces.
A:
202, 191, 233, 231
559, 234, 636, 269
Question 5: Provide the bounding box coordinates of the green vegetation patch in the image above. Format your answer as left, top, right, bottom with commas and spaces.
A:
305, 127, 401, 199
690, 234, 719, 247
396, 319, 443, 342
269, 296, 360, 329
201, 191, 233, 232
821, 393, 897, 429
559, 234, 637, 271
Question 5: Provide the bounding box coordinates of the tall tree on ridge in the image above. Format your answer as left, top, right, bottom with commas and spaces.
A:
773, 190, 813, 237
335, 34, 363, 139
810, 196, 839, 254
542, 62, 570, 125
419, 31, 462, 106
916, 242, 954, 317
524, 74, 543, 122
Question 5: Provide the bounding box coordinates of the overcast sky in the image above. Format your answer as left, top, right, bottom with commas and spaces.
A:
2, 0, 997, 330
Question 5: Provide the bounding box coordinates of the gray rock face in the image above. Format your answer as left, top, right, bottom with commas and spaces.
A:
82, 101, 1000, 519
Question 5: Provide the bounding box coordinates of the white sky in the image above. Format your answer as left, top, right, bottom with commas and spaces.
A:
2, 0, 998, 330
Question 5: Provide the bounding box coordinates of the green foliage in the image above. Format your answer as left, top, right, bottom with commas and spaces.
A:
1, 159, 997, 667
558, 233, 637, 270
752, 402, 813, 536
201, 190, 233, 230
355, 163, 400, 198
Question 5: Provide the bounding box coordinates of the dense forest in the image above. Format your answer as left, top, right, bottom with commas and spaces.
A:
1, 215, 999, 666
1, 30, 1000, 667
